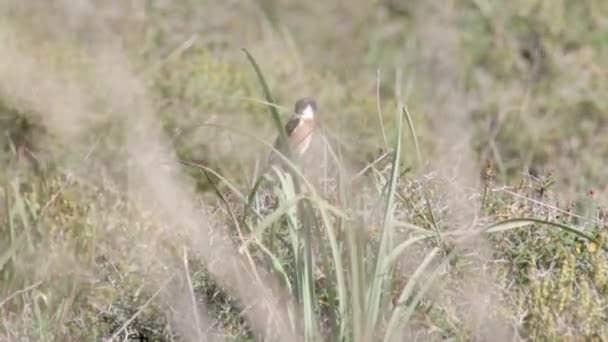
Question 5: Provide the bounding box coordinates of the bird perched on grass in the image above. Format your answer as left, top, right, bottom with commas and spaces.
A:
267, 97, 317, 169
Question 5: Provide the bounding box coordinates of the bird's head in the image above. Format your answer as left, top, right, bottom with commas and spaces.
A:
294, 97, 317, 120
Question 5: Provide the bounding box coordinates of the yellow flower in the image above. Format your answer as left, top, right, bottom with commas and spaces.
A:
575, 242, 583, 254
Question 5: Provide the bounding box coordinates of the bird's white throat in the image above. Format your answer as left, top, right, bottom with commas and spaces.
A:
301, 105, 314, 119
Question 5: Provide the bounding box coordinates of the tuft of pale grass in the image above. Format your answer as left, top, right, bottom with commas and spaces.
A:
2, 1, 608, 341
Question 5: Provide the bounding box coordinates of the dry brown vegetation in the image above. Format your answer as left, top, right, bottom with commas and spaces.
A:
1, 1, 607, 341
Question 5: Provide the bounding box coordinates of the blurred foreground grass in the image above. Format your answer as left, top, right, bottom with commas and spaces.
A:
1, 0, 607, 341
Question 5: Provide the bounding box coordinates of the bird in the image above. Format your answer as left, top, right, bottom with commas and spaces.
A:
267, 97, 318, 168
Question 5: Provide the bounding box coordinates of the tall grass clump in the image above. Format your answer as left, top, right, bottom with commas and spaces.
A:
177, 51, 607, 341
2, 1, 608, 341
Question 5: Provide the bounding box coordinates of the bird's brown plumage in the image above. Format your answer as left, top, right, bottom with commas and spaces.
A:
267, 97, 317, 168
285, 117, 314, 155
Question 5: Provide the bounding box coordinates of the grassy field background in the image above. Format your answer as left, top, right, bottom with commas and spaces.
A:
1, 0, 607, 341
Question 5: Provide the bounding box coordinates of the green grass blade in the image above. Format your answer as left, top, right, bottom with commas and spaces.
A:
388, 247, 456, 341
315, 134, 353, 340
345, 214, 364, 342
0, 232, 25, 272
384, 247, 441, 342
484, 219, 535, 233
272, 168, 318, 341
484, 218, 607, 251
255, 0, 280, 31
240, 195, 305, 250
393, 220, 435, 235
11, 182, 34, 253
316, 198, 347, 340
254, 241, 294, 296
366, 103, 404, 337
179, 159, 260, 216
241, 48, 289, 153
382, 235, 432, 272
402, 104, 443, 251
302, 231, 317, 341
